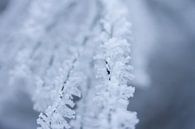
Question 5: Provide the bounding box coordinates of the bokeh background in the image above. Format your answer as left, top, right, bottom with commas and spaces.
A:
0, 0, 195, 129
129, 0, 195, 129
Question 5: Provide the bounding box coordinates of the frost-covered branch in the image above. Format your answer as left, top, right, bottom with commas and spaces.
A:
82, 0, 138, 129
5, 0, 139, 129
37, 56, 84, 129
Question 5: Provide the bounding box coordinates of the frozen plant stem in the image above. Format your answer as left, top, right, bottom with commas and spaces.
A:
7, 0, 139, 129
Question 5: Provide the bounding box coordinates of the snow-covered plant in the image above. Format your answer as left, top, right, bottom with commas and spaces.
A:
80, 0, 139, 129
37, 56, 84, 129
4, 0, 139, 129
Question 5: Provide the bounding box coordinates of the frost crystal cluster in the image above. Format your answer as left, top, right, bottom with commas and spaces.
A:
2, 0, 139, 129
